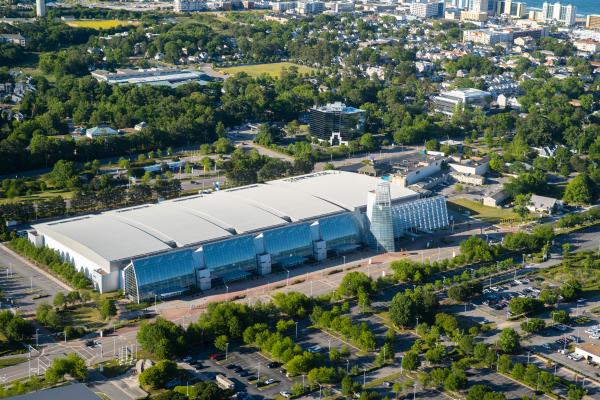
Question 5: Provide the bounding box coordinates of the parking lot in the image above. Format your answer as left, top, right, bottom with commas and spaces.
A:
182, 349, 295, 399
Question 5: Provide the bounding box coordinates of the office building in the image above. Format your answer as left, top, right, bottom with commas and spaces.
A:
36, 0, 45, 17
174, 0, 207, 11
542, 2, 576, 26
91, 68, 214, 87
309, 102, 366, 145
28, 171, 449, 302
410, 1, 444, 18
586, 15, 600, 30
432, 88, 492, 115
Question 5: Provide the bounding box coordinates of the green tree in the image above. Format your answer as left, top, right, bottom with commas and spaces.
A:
139, 360, 178, 390
214, 335, 229, 352
99, 299, 117, 319
520, 318, 546, 334
563, 174, 593, 205
497, 328, 520, 354
137, 318, 185, 359
402, 351, 420, 371
513, 194, 531, 220
53, 292, 66, 309
48, 160, 78, 189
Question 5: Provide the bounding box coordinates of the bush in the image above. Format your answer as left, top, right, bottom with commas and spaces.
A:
45, 354, 87, 383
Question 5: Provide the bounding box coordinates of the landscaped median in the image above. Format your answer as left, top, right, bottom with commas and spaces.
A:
9, 238, 90, 289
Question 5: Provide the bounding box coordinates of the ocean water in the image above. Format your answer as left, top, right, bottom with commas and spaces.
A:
525, 0, 600, 16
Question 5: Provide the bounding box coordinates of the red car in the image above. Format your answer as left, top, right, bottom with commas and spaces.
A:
209, 353, 225, 360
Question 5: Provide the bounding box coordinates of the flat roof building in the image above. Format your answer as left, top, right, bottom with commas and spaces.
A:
309, 102, 366, 146
29, 171, 449, 302
91, 68, 214, 87
432, 88, 491, 115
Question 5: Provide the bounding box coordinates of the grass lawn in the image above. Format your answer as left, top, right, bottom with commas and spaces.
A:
0, 189, 75, 205
540, 251, 600, 291
65, 20, 137, 29
218, 62, 317, 78
447, 198, 529, 225
0, 333, 27, 357
0, 356, 27, 368
62, 306, 106, 331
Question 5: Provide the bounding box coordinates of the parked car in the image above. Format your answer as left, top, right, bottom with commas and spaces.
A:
280, 391, 292, 398
210, 353, 225, 360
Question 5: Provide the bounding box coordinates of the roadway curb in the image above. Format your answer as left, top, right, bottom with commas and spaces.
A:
0, 243, 72, 292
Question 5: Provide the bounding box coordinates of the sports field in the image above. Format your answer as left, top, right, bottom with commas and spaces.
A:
65, 19, 136, 29
218, 62, 317, 78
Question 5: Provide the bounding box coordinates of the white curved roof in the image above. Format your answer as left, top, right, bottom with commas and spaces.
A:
33, 171, 417, 266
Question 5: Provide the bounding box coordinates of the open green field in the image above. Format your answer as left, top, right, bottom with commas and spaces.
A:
0, 189, 75, 205
447, 198, 528, 225
218, 62, 317, 78
65, 20, 137, 29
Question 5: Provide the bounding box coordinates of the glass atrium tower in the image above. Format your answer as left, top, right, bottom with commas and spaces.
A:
366, 181, 396, 252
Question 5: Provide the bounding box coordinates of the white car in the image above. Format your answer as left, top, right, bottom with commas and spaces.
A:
280, 391, 291, 398
264, 378, 276, 385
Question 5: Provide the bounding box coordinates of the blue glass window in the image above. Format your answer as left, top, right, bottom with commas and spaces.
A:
319, 213, 360, 251
262, 223, 313, 263
203, 236, 257, 278
125, 249, 196, 303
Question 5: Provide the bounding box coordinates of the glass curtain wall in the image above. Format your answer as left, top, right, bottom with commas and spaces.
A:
125, 250, 196, 303
203, 236, 257, 279
262, 223, 313, 264
318, 213, 361, 252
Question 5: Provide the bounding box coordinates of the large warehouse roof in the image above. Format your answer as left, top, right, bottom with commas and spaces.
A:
33, 171, 416, 266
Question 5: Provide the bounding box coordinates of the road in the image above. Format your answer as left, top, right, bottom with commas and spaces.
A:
0, 244, 69, 315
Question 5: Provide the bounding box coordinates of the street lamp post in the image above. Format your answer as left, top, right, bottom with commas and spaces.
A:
225, 342, 229, 360
363, 368, 366, 387
295, 322, 298, 339
35, 329, 39, 347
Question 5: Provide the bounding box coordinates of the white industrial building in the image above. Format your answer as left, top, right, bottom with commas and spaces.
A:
29, 171, 449, 301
